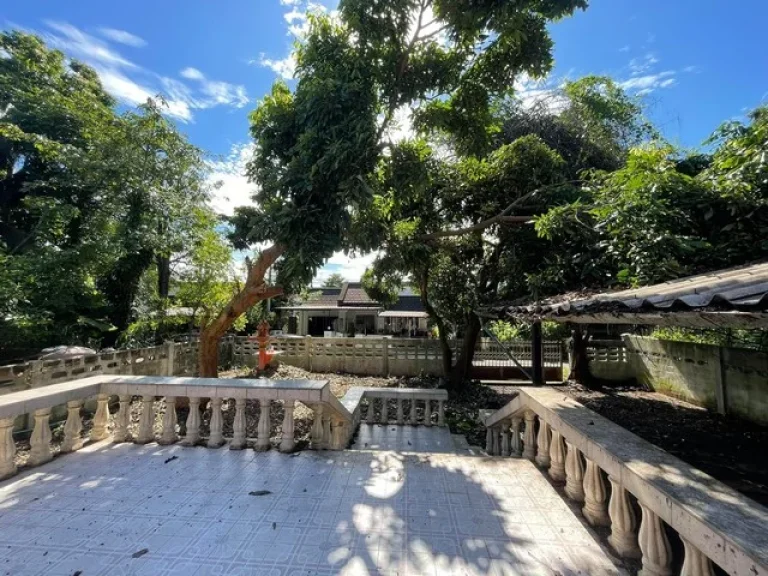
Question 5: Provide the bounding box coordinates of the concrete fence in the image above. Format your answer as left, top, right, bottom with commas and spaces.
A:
587, 335, 768, 425
233, 336, 563, 378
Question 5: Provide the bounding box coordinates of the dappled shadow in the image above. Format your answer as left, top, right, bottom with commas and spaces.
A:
0, 435, 626, 575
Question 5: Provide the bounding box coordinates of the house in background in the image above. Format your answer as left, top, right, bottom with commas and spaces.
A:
278, 282, 429, 337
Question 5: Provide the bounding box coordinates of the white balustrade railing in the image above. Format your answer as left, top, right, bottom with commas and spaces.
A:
483, 387, 768, 576
0, 374, 358, 482
338, 387, 448, 429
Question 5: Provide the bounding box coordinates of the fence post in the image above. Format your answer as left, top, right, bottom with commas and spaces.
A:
715, 346, 728, 415
382, 339, 389, 376
531, 321, 544, 385
165, 341, 176, 376
305, 336, 312, 371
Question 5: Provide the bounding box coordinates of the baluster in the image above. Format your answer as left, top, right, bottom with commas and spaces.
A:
396, 398, 404, 425
113, 395, 131, 443
61, 400, 84, 453
136, 396, 155, 444
511, 417, 522, 457
29, 408, 52, 466
0, 418, 17, 479
330, 418, 348, 450
322, 415, 332, 448
409, 398, 417, 425
501, 427, 511, 457
437, 400, 445, 427
535, 419, 551, 467
424, 399, 432, 427
680, 538, 715, 576
310, 405, 325, 449
366, 399, 375, 424
491, 427, 500, 456
182, 397, 200, 446
256, 400, 271, 451
280, 400, 295, 452
380, 397, 388, 424
638, 504, 673, 576
208, 398, 224, 447
522, 411, 536, 460
159, 397, 178, 445
608, 476, 641, 558
564, 442, 585, 502
230, 398, 246, 450
485, 427, 493, 453
548, 430, 566, 481
91, 394, 110, 441
582, 459, 610, 526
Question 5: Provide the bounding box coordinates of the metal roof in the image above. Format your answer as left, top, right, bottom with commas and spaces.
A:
488, 261, 768, 329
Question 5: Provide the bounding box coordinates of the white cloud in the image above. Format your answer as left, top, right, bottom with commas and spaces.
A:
619, 45, 630, 53
619, 71, 675, 94
180, 67, 205, 81
98, 27, 146, 48
256, 0, 337, 78
257, 53, 297, 79
40, 21, 248, 122
629, 53, 659, 76
207, 143, 257, 216
313, 251, 380, 285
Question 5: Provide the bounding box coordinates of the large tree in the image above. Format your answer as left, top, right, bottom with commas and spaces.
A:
0, 31, 211, 350
201, 0, 589, 376
360, 77, 651, 387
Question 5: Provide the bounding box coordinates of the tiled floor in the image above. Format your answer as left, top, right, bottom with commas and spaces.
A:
0, 436, 626, 576
351, 424, 461, 454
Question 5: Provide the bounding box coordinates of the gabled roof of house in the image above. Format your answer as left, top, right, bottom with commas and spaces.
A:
279, 284, 427, 316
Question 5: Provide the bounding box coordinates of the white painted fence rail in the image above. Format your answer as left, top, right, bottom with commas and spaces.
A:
0, 374, 356, 482
483, 387, 768, 576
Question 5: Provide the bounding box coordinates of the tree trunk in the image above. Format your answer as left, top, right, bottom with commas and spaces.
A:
417, 275, 453, 378
157, 255, 171, 299
198, 244, 285, 377
449, 312, 481, 389
569, 325, 597, 388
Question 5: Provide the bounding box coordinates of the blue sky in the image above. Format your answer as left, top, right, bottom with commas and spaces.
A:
3, 0, 767, 282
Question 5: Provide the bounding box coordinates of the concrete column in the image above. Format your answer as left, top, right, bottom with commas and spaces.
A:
681, 538, 715, 576
485, 427, 494, 454
0, 418, 17, 480
29, 408, 52, 466
136, 396, 155, 444
522, 411, 536, 460
230, 398, 246, 450
256, 401, 271, 451
280, 401, 295, 452
113, 395, 132, 443
608, 476, 641, 558
61, 400, 84, 453
409, 398, 417, 425
437, 401, 445, 427
396, 398, 404, 425
208, 398, 225, 448
548, 430, 566, 481
424, 399, 432, 427
91, 393, 110, 441
511, 417, 522, 456
382, 338, 389, 376
638, 504, 673, 576
582, 459, 610, 526
159, 397, 178, 445
182, 397, 200, 446
535, 419, 551, 468
564, 442, 585, 502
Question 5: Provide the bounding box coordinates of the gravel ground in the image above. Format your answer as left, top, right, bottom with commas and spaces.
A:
561, 382, 768, 507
